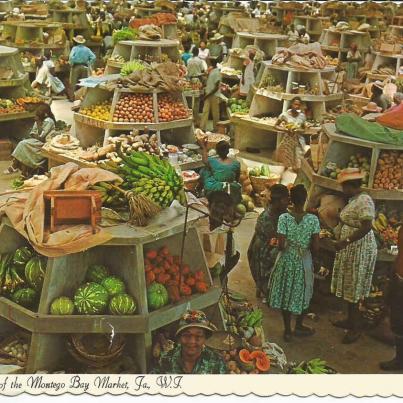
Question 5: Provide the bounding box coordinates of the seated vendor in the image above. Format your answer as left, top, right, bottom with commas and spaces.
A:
370, 81, 391, 112
4, 104, 56, 177
199, 140, 241, 205
151, 310, 227, 374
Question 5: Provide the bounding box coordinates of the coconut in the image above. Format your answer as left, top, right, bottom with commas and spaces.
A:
249, 335, 262, 347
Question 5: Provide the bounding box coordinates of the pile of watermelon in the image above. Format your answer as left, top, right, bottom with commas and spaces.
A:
49, 264, 137, 316
0, 246, 47, 310
144, 246, 209, 311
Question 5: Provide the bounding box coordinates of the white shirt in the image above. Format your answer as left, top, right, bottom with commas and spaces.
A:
198, 48, 210, 61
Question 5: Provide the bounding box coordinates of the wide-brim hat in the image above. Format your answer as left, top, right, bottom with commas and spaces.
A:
210, 33, 224, 41
337, 168, 365, 184
175, 310, 217, 338
362, 101, 382, 113
372, 80, 384, 91
73, 35, 86, 44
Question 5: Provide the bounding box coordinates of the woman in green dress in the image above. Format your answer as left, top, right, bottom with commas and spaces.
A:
199, 140, 241, 205
248, 184, 290, 301
267, 184, 320, 341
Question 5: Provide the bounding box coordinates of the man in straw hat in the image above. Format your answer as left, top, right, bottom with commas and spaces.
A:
151, 310, 227, 374
208, 32, 226, 62
69, 35, 96, 100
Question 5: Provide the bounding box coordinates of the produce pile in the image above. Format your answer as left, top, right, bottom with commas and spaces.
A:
222, 348, 270, 374
120, 60, 149, 76
322, 153, 370, 187
371, 65, 395, 76
158, 94, 189, 122
90, 181, 127, 209
221, 66, 241, 77
0, 333, 30, 366
49, 264, 137, 316
118, 150, 187, 208
373, 151, 402, 190
138, 24, 163, 40
235, 194, 256, 217
113, 93, 154, 123
223, 303, 263, 339
183, 79, 203, 91
108, 54, 126, 64
105, 61, 185, 93
373, 204, 401, 248
81, 131, 160, 167
288, 358, 335, 374
0, 246, 46, 310
228, 98, 249, 114
259, 71, 280, 90
145, 246, 209, 311
112, 27, 139, 44
80, 100, 112, 121
272, 49, 327, 70
0, 99, 25, 115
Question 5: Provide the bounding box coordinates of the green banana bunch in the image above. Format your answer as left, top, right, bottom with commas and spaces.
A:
97, 159, 120, 173
90, 181, 126, 208
0, 254, 24, 295
307, 358, 328, 374
240, 308, 263, 327
118, 151, 186, 208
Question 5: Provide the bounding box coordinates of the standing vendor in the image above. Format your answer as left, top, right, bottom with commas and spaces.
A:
346, 43, 362, 80
151, 310, 227, 374
208, 33, 225, 62
275, 97, 307, 169
239, 49, 256, 97
69, 35, 96, 97
200, 58, 221, 131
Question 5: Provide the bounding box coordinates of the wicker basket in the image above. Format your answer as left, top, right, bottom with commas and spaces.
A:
195, 132, 230, 151
250, 175, 280, 194
67, 334, 126, 368
183, 177, 200, 192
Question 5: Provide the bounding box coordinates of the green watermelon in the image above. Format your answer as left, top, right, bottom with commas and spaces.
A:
109, 293, 136, 315
101, 276, 126, 296
86, 265, 109, 283
74, 282, 109, 315
11, 288, 37, 308
50, 296, 75, 315
13, 246, 33, 266
25, 256, 46, 291
147, 282, 169, 311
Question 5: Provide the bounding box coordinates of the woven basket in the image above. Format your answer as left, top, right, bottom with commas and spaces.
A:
195, 132, 231, 151
183, 176, 200, 192
250, 175, 280, 194
67, 334, 126, 368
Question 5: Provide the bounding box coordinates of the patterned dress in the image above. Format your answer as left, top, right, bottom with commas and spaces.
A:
247, 207, 281, 294
267, 212, 321, 314
331, 193, 377, 303
151, 344, 227, 374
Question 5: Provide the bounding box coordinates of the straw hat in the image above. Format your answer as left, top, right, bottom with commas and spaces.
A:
175, 310, 217, 338
337, 168, 365, 184
362, 102, 382, 113
210, 32, 224, 42
372, 80, 384, 91
73, 35, 86, 44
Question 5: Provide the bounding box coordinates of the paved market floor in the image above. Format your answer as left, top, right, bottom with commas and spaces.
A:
0, 101, 397, 374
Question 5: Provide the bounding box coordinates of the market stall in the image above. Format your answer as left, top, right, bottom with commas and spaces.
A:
0, 21, 69, 74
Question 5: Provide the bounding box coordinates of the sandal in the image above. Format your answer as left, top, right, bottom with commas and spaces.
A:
342, 330, 361, 344
3, 166, 18, 175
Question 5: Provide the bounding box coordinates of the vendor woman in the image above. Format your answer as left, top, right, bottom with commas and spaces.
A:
151, 310, 227, 374
275, 97, 307, 169
4, 104, 56, 176
199, 139, 241, 204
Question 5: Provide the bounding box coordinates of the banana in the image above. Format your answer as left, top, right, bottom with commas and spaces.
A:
378, 213, 388, 228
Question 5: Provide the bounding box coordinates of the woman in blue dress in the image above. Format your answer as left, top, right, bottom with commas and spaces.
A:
199, 140, 241, 204
267, 184, 320, 342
